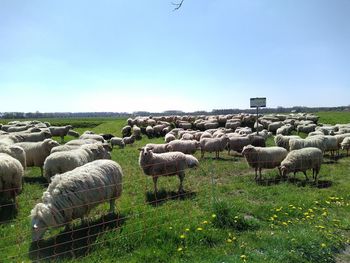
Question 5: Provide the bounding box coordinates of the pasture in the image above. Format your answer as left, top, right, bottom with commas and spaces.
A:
0, 112, 349, 262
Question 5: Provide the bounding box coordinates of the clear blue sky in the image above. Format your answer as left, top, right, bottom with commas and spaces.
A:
1, 0, 349, 113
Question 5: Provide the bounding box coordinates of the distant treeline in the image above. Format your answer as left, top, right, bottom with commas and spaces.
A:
1, 106, 349, 119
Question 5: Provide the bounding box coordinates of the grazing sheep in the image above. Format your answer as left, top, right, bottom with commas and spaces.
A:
289, 137, 326, 152
79, 134, 105, 142
200, 135, 229, 158
0, 145, 26, 169
132, 125, 142, 140
121, 125, 132, 138
165, 133, 176, 143
67, 130, 80, 138
242, 145, 288, 180
153, 124, 167, 137
274, 135, 301, 151
341, 137, 350, 156
11, 130, 52, 143
168, 140, 200, 154
122, 135, 135, 146
296, 124, 316, 134
49, 125, 73, 143
138, 146, 198, 194
268, 122, 284, 133
110, 137, 125, 149
280, 147, 323, 182
145, 143, 171, 153
0, 153, 24, 204
50, 144, 80, 153
43, 144, 111, 181
15, 139, 60, 176
146, 126, 155, 138
181, 133, 195, 140
227, 135, 251, 154
276, 124, 294, 135
30, 159, 123, 241
308, 131, 325, 137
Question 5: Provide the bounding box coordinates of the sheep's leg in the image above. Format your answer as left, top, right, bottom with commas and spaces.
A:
109, 198, 116, 214
259, 167, 262, 180
152, 176, 158, 195
201, 150, 204, 159
303, 171, 309, 181
60, 136, 64, 144
178, 172, 185, 194
255, 168, 258, 180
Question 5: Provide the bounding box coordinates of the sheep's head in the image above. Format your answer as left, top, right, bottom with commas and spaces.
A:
42, 130, 52, 138
30, 203, 52, 242
241, 145, 255, 157
138, 146, 154, 159
44, 139, 60, 150
280, 165, 288, 177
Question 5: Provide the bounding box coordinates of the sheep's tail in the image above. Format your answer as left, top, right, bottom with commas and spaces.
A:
185, 154, 199, 168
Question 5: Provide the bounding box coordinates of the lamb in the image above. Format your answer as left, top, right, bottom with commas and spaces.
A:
280, 147, 323, 182
165, 133, 176, 143
43, 144, 111, 181
289, 137, 326, 152
30, 159, 123, 241
49, 125, 73, 143
0, 145, 26, 169
200, 135, 229, 158
168, 140, 200, 154
145, 143, 171, 153
242, 145, 288, 180
138, 146, 198, 194
110, 137, 125, 149
15, 139, 60, 176
341, 137, 350, 156
0, 153, 24, 205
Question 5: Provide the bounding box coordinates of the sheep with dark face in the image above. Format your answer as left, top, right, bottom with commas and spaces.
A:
138, 146, 198, 194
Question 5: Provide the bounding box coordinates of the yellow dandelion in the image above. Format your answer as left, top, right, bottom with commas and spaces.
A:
169, 226, 173, 230
185, 228, 190, 232
314, 201, 319, 204
276, 207, 282, 212
269, 217, 275, 221
282, 222, 288, 226
180, 234, 186, 239
325, 201, 330, 204
197, 227, 203, 231
303, 212, 309, 216
321, 243, 326, 248
177, 247, 183, 252
240, 254, 247, 261
234, 216, 239, 219
321, 212, 327, 216
308, 209, 314, 213
227, 238, 233, 243
202, 220, 208, 224
211, 214, 217, 218
317, 225, 325, 229
273, 214, 278, 218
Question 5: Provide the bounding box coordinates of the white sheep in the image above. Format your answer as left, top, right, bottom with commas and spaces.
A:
168, 140, 200, 154
30, 159, 123, 241
165, 133, 176, 143
110, 137, 125, 149
0, 144, 26, 169
145, 143, 171, 153
289, 137, 326, 152
274, 135, 301, 150
79, 133, 105, 142
67, 130, 80, 138
200, 135, 229, 158
138, 146, 199, 194
122, 135, 135, 146
280, 147, 323, 182
15, 139, 60, 176
43, 144, 111, 181
276, 124, 294, 135
49, 125, 73, 142
0, 153, 24, 204
341, 137, 350, 156
242, 145, 288, 180
132, 125, 142, 140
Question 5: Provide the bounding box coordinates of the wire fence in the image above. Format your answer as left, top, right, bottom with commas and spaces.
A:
0, 151, 343, 262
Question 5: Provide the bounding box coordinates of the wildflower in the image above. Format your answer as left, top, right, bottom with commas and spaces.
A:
240, 255, 247, 262
316, 225, 325, 229
212, 214, 217, 218
325, 201, 330, 204
273, 214, 278, 218
185, 228, 190, 232
202, 220, 208, 224
308, 209, 314, 213
269, 217, 275, 221
180, 234, 186, 239
282, 222, 288, 226
234, 216, 239, 219
322, 211, 327, 216
177, 247, 183, 252
227, 238, 233, 243
321, 243, 326, 248
314, 201, 319, 204
197, 227, 203, 231
276, 207, 282, 212
169, 226, 173, 230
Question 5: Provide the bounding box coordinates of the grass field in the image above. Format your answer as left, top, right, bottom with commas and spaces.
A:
0, 112, 349, 262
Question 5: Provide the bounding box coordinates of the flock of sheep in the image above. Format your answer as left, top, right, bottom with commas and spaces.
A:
0, 112, 349, 243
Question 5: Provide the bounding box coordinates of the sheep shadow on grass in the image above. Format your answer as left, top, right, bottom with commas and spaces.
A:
28, 212, 126, 262
146, 189, 196, 207
255, 176, 332, 189
23, 176, 48, 186
0, 200, 17, 223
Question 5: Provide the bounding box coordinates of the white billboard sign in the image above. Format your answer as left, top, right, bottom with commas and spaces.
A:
250, 97, 266, 108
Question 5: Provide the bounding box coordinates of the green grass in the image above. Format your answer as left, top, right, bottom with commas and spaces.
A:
0, 112, 349, 262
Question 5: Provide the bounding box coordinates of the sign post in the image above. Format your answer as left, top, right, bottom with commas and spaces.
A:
250, 97, 266, 135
